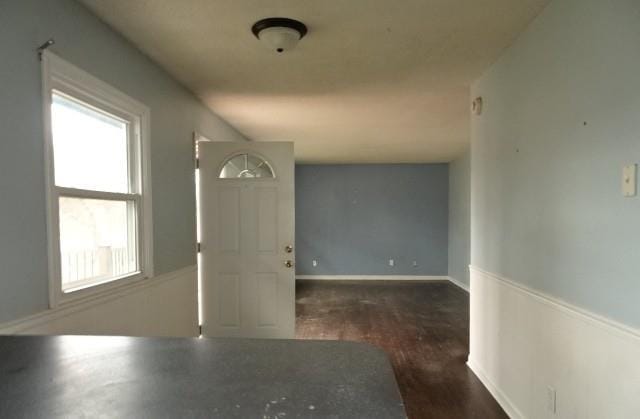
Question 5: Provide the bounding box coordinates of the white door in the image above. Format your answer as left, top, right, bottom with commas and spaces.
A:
198, 141, 295, 339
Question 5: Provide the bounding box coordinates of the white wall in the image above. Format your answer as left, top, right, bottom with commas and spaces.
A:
469, 268, 640, 419
0, 266, 198, 337
469, 0, 640, 416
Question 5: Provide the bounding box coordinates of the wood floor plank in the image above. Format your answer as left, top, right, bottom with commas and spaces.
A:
295, 280, 507, 419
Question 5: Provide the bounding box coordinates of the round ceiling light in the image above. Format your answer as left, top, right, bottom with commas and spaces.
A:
251, 17, 308, 53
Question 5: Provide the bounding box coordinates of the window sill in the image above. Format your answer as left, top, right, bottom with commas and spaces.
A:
54, 271, 150, 308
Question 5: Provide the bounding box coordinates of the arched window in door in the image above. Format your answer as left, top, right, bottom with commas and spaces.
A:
218, 153, 275, 179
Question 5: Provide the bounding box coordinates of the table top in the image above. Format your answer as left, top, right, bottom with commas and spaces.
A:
0, 335, 406, 418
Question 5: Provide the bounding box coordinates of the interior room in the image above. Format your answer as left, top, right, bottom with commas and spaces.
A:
1, 0, 638, 418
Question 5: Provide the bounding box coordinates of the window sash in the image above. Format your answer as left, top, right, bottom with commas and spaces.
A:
57, 195, 141, 293
53, 177, 144, 295
51, 89, 137, 194
55, 186, 141, 202
51, 87, 142, 195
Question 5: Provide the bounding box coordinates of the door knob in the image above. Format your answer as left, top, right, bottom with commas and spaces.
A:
284, 260, 294, 268
285, 245, 293, 253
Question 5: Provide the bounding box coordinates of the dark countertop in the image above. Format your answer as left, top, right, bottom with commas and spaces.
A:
0, 335, 406, 418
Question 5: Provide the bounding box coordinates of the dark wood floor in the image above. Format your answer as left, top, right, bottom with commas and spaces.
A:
295, 280, 507, 419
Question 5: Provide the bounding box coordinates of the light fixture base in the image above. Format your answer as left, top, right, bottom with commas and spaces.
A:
251, 17, 308, 53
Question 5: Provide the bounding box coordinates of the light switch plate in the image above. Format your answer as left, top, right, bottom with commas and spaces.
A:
623, 164, 637, 197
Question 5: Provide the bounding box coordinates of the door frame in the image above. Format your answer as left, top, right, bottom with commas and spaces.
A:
193, 131, 231, 332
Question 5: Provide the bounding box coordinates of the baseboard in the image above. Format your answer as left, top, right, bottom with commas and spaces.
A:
0, 265, 197, 335
468, 266, 640, 418
467, 358, 524, 419
295, 275, 470, 294
447, 276, 470, 292
295, 275, 449, 281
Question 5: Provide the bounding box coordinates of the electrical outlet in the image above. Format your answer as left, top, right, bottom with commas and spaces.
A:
389, 259, 395, 267
412, 261, 418, 267
312, 260, 318, 267
546, 386, 557, 414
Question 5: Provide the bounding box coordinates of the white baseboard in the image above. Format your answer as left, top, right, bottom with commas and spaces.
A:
469, 266, 640, 418
295, 275, 449, 281
296, 275, 470, 293
467, 358, 524, 419
0, 265, 198, 337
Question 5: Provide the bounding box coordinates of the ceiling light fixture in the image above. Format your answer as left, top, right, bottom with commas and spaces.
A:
251, 17, 307, 53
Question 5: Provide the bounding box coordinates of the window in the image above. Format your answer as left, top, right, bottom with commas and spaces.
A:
42, 52, 152, 305
219, 153, 275, 178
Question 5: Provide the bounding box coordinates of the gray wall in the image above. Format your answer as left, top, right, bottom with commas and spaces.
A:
295, 164, 449, 276
471, 0, 640, 328
448, 150, 470, 286
0, 0, 246, 324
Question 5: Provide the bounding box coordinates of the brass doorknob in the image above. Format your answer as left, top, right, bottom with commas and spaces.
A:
285, 245, 293, 253
284, 260, 294, 268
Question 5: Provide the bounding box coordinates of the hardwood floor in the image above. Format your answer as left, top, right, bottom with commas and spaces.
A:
295, 280, 507, 419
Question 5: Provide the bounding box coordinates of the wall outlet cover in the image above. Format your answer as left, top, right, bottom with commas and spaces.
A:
389, 259, 395, 267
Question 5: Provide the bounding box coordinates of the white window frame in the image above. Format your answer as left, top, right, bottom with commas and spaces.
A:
42, 51, 153, 307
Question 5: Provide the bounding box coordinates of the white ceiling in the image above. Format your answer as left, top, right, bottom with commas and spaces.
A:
80, 0, 549, 163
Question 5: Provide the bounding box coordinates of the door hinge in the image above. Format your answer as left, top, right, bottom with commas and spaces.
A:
197, 242, 201, 252
195, 158, 200, 169
198, 325, 202, 336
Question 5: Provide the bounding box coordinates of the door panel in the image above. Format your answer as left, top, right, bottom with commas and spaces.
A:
257, 187, 278, 253
218, 274, 240, 327
198, 142, 294, 339
257, 273, 278, 327
218, 187, 240, 253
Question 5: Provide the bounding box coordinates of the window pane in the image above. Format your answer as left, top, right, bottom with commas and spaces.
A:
219, 153, 274, 178
52, 92, 130, 193
59, 197, 138, 291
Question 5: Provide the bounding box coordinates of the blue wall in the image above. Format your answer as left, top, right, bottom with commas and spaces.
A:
448, 151, 471, 286
471, 0, 640, 328
0, 0, 246, 324
295, 164, 449, 276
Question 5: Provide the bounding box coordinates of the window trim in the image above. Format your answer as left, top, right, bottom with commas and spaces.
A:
42, 51, 153, 307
